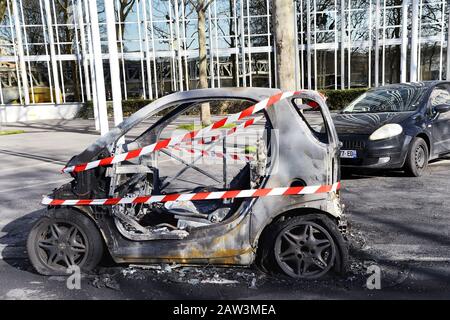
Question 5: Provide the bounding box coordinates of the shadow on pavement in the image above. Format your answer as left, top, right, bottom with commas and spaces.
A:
342, 157, 450, 181
341, 169, 406, 180
349, 246, 450, 296
3, 120, 97, 135
0, 209, 44, 272
0, 149, 68, 166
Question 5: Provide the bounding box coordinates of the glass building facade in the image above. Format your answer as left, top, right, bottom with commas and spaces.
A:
0, 0, 448, 107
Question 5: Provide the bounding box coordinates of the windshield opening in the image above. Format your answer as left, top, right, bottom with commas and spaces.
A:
342, 87, 427, 113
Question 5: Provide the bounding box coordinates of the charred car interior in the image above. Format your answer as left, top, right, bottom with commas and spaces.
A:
27, 88, 348, 280
110, 97, 266, 241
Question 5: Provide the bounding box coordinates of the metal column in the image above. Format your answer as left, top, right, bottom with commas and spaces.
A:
88, 0, 109, 135
410, 0, 419, 82
400, 0, 409, 83
105, 0, 124, 126
374, 0, 380, 87
84, 0, 99, 130
174, 0, 184, 91
77, 0, 91, 100
43, 0, 62, 104
340, 0, 345, 89
347, 0, 351, 88
381, 0, 386, 85
438, 0, 445, 80
142, 0, 154, 99
447, 3, 450, 80
240, 0, 246, 86
11, 0, 29, 105
293, 0, 300, 90
368, 0, 372, 87
306, 0, 312, 89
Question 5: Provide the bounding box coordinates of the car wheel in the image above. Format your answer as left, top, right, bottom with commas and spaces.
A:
27, 209, 103, 276
256, 214, 348, 279
404, 137, 429, 177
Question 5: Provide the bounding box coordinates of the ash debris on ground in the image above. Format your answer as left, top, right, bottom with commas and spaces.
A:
83, 228, 414, 293
120, 264, 261, 287
91, 273, 121, 291
345, 224, 415, 290
87, 263, 280, 292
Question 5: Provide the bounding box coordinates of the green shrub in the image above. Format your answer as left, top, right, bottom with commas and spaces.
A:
244, 146, 257, 154
319, 88, 368, 111
77, 88, 368, 119
78, 99, 153, 119
77, 99, 252, 119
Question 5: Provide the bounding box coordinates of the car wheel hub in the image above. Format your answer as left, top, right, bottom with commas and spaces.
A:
274, 221, 335, 279
36, 222, 88, 270
415, 146, 425, 168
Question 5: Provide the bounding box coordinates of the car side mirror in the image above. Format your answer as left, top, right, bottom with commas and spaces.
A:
433, 104, 450, 114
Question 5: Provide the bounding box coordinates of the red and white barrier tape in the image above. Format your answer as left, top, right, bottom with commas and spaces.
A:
42, 182, 340, 206
62, 92, 299, 174
182, 115, 264, 147
171, 145, 253, 162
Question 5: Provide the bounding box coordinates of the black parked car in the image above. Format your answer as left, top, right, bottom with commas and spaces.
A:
333, 81, 450, 176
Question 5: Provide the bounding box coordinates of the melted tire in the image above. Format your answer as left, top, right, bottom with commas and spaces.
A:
256, 213, 348, 279
27, 209, 104, 276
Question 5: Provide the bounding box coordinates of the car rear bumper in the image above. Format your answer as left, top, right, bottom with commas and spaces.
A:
339, 134, 411, 169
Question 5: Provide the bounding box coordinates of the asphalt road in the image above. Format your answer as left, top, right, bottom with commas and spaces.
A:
1, 119, 450, 300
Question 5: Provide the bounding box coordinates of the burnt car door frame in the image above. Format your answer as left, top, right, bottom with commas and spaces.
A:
140, 98, 263, 196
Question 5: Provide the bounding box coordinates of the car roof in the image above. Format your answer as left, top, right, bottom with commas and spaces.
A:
162, 87, 282, 103
371, 81, 450, 91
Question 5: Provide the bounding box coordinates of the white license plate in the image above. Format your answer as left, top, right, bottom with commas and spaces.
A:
340, 150, 357, 158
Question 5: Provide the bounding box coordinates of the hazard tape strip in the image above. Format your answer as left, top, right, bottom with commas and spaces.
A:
41, 182, 340, 206
171, 145, 253, 162
181, 115, 264, 147
62, 92, 299, 174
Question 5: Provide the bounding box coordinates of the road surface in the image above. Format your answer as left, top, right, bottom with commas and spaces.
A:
1, 119, 449, 299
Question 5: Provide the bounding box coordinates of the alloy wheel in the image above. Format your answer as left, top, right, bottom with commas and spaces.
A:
274, 221, 335, 279
35, 221, 88, 271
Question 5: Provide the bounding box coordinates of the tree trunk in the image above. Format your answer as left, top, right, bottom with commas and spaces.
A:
63, 1, 80, 102
273, 0, 296, 90
198, 2, 211, 126
0, 1, 7, 21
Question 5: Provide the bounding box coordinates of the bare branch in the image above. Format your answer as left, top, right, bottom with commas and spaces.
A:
186, 0, 200, 12
204, 0, 215, 10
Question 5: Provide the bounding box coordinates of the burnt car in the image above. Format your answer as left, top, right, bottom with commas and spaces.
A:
27, 88, 348, 279
334, 81, 450, 176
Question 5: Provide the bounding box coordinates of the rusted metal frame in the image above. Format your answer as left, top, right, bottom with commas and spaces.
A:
159, 137, 222, 189
160, 147, 222, 186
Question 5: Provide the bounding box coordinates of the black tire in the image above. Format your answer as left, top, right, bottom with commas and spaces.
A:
404, 137, 429, 177
27, 209, 103, 276
256, 214, 348, 279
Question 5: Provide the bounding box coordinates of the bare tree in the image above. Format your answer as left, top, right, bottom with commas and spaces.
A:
273, 0, 296, 90
52, 0, 81, 101
188, 0, 214, 125
152, 1, 195, 94
0, 0, 7, 21
115, 0, 136, 46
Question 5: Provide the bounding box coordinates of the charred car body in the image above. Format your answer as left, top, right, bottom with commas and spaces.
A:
27, 88, 348, 279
